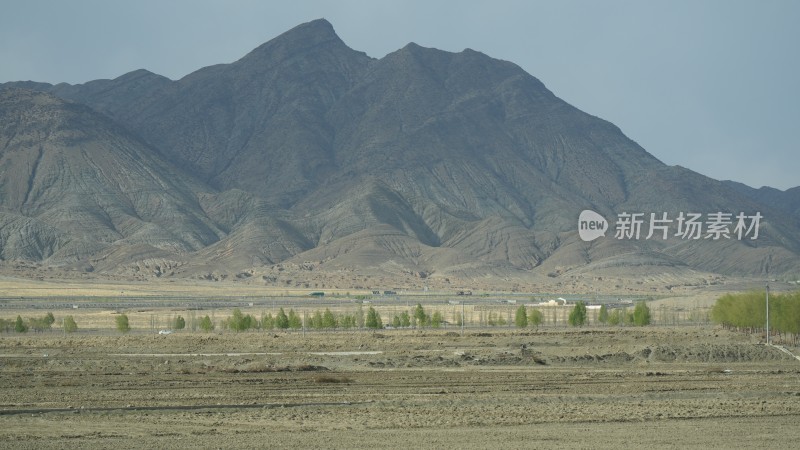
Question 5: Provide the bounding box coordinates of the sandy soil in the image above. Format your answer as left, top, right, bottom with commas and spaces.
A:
1, 326, 799, 449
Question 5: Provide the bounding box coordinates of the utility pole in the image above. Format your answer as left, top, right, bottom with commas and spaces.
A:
461, 302, 465, 336
766, 282, 770, 345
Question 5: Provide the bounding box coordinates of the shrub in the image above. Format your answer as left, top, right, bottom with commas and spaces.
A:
313, 375, 353, 384
174, 315, 186, 330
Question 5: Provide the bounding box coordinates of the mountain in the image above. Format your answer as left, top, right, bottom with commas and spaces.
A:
1, 19, 798, 285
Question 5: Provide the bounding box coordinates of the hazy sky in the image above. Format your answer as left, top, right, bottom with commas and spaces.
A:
1, 0, 797, 190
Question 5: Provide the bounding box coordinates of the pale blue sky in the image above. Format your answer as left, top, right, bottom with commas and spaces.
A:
1, 0, 797, 190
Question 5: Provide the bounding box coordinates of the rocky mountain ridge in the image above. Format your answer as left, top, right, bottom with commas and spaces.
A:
1, 19, 798, 285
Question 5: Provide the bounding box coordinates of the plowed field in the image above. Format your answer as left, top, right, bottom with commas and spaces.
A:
2, 327, 799, 448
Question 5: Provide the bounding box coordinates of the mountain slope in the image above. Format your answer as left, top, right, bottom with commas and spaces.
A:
51, 19, 374, 207
0, 88, 225, 266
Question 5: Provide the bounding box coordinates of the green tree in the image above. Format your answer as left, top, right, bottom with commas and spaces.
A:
392, 315, 401, 328
245, 313, 258, 330
173, 315, 186, 330
63, 315, 78, 333
15, 315, 28, 333
228, 309, 246, 332
322, 309, 337, 329
633, 301, 651, 326
366, 306, 383, 329
528, 308, 543, 330
28, 316, 52, 332
261, 313, 275, 330
199, 315, 214, 332
288, 309, 302, 330
414, 304, 427, 328
399, 311, 411, 327
515, 305, 528, 328
598, 304, 609, 324
431, 311, 443, 328
44, 312, 55, 326
276, 308, 290, 329
310, 310, 324, 330
568, 301, 587, 327
710, 291, 800, 345
712, 291, 765, 330
340, 314, 356, 329
608, 309, 622, 326
116, 314, 130, 333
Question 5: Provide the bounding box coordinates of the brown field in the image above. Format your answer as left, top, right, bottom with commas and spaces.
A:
2, 323, 800, 449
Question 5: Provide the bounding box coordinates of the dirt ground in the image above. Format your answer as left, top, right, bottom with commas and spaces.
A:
1, 326, 799, 449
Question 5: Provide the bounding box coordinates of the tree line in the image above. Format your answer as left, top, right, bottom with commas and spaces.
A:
0, 312, 78, 333
513, 301, 651, 328
0, 300, 655, 335
223, 305, 385, 332
711, 291, 800, 345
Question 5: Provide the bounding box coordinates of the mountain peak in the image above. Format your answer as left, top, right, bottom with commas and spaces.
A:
296, 18, 336, 34
241, 18, 346, 63
275, 18, 338, 43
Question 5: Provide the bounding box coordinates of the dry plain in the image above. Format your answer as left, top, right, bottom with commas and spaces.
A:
2, 322, 800, 449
